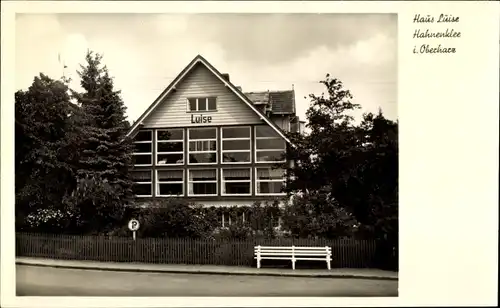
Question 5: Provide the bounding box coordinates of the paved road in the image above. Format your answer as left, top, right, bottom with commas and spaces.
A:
16, 265, 398, 297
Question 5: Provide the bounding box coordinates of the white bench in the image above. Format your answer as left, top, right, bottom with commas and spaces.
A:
254, 245, 332, 270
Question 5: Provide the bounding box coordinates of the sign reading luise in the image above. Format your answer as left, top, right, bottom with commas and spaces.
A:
191, 114, 212, 124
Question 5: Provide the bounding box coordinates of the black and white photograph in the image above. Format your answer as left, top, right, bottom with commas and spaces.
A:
13, 12, 399, 297
1, 1, 498, 307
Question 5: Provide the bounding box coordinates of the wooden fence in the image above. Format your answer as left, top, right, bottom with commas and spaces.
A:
16, 232, 380, 268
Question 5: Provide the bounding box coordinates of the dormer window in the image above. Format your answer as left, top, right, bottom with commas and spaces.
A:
188, 97, 217, 112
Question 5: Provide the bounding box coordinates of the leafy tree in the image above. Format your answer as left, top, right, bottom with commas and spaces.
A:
67, 51, 134, 232
285, 75, 361, 194
15, 74, 80, 232
284, 74, 398, 245
346, 110, 398, 239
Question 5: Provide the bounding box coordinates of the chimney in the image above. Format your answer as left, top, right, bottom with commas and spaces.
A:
236, 86, 242, 91
221, 73, 230, 82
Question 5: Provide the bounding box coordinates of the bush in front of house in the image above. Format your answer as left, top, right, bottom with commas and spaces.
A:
107, 199, 287, 240
133, 199, 219, 239
281, 189, 359, 239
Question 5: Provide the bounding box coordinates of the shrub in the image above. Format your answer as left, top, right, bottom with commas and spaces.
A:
281, 191, 359, 239
136, 199, 218, 238
62, 176, 126, 234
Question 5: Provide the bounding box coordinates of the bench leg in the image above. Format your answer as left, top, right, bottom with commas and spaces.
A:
292, 259, 296, 270
257, 257, 261, 269
326, 257, 331, 270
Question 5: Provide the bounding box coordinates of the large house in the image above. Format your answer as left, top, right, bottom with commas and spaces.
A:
126, 55, 305, 207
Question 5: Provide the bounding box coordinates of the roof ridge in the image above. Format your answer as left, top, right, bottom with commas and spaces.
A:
244, 89, 293, 94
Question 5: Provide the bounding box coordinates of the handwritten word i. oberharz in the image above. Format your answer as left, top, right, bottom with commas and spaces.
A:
412, 14, 460, 54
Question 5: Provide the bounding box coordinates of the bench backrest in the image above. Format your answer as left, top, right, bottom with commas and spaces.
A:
254, 246, 331, 256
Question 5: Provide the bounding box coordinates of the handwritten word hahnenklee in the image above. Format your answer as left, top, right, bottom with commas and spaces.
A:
413, 28, 461, 39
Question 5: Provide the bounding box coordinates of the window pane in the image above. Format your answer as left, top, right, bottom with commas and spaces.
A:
256, 150, 285, 162
189, 128, 216, 140
133, 142, 152, 153
133, 183, 152, 196
256, 168, 285, 180
131, 170, 152, 181
208, 97, 217, 110
134, 130, 152, 142
257, 182, 284, 194
198, 98, 207, 111
189, 140, 216, 151
157, 153, 183, 165
256, 138, 285, 150
255, 126, 279, 138
190, 182, 217, 195
224, 182, 250, 194
158, 183, 183, 196
189, 98, 197, 111
158, 170, 183, 182
189, 169, 216, 181
223, 168, 250, 180
222, 152, 251, 163
189, 153, 217, 164
158, 129, 183, 141
222, 139, 250, 151
222, 127, 250, 139
132, 154, 152, 165
158, 142, 183, 152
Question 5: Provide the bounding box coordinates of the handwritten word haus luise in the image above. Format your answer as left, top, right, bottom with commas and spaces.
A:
127, 55, 304, 207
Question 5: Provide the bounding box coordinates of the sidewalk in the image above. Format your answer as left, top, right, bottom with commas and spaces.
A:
16, 257, 398, 281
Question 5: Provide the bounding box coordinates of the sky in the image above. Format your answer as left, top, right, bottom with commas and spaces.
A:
15, 13, 397, 124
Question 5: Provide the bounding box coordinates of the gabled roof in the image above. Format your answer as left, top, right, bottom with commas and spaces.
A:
127, 55, 293, 146
244, 90, 295, 114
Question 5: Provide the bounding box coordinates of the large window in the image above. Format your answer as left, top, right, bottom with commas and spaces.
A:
156, 129, 184, 165
132, 130, 153, 166
131, 170, 152, 197
221, 168, 251, 196
188, 128, 217, 164
157, 169, 184, 197
255, 167, 286, 195
221, 126, 251, 163
188, 169, 217, 196
187, 97, 217, 112
254, 126, 286, 163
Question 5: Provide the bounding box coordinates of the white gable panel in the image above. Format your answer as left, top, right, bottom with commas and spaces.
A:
142, 64, 263, 128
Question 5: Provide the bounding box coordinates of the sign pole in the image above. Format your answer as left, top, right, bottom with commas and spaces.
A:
128, 219, 140, 242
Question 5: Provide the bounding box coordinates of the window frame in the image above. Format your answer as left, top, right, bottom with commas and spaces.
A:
155, 129, 184, 166
187, 127, 218, 165
186, 97, 217, 113
156, 169, 185, 197
221, 168, 252, 197
220, 126, 252, 164
132, 130, 153, 167
254, 126, 287, 164
254, 167, 287, 196
187, 168, 218, 197
131, 169, 153, 198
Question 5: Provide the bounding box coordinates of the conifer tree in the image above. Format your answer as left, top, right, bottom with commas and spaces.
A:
68, 51, 134, 233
